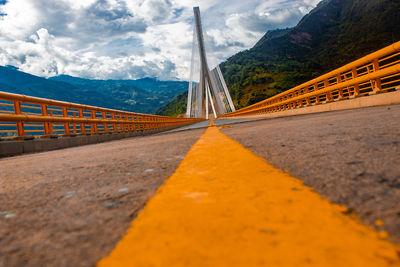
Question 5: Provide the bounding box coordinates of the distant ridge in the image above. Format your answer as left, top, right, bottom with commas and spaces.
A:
0, 66, 188, 114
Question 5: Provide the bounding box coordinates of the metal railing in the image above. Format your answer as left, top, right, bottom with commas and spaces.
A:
0, 91, 202, 141
220, 41, 400, 118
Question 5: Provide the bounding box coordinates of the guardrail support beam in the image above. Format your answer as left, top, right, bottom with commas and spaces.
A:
13, 101, 24, 137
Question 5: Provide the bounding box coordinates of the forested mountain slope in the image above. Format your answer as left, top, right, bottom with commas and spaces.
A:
220, 0, 400, 108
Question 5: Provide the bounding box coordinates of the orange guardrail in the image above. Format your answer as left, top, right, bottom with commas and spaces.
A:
220, 41, 400, 118
0, 91, 202, 140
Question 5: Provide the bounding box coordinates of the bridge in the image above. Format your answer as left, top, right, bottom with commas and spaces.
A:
1, 8, 400, 267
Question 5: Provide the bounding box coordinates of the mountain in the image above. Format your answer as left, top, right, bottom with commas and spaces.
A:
158, 0, 400, 115
220, 0, 400, 108
0, 66, 124, 109
50, 75, 188, 114
253, 28, 292, 48
156, 91, 188, 117
0, 67, 188, 114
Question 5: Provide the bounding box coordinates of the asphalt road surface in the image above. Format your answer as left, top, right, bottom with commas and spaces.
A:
1, 104, 399, 266
0, 129, 205, 267
221, 104, 400, 243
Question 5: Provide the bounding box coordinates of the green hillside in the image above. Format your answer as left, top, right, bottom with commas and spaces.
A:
221, 0, 400, 108
156, 91, 188, 117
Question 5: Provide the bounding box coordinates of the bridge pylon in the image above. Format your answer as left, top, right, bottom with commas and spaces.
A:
186, 7, 235, 119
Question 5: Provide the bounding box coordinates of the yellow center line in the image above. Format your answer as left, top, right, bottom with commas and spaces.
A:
98, 126, 400, 266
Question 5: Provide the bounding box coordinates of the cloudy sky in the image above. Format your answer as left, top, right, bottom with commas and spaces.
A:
0, 0, 321, 81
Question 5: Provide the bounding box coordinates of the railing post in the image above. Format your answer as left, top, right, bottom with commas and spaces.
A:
13, 100, 25, 137
102, 112, 108, 133
351, 68, 358, 79
338, 89, 344, 99
371, 79, 382, 92
127, 115, 131, 131
139, 116, 144, 131
119, 113, 124, 132
119, 113, 123, 132
122, 114, 127, 132
323, 79, 329, 89
79, 108, 86, 134
336, 74, 342, 84
371, 59, 382, 92
336, 75, 344, 99
372, 59, 380, 72
73, 113, 77, 134
134, 116, 138, 131
41, 104, 53, 135
112, 113, 117, 132
349, 68, 360, 96
128, 116, 133, 131
325, 80, 333, 100
62, 107, 70, 135
91, 111, 98, 134
353, 85, 360, 96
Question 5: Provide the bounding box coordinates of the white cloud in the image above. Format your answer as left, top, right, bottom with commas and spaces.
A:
0, 0, 321, 80
0, 0, 40, 40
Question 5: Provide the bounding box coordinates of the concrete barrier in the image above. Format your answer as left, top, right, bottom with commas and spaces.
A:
0, 123, 193, 158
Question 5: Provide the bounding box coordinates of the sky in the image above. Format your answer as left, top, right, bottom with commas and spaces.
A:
0, 0, 321, 81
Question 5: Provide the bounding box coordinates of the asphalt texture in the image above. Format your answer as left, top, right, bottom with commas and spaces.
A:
0, 128, 205, 267
99, 125, 400, 267
1, 104, 400, 266
164, 118, 259, 133
220, 104, 400, 243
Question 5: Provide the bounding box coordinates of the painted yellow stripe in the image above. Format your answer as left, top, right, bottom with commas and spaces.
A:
98, 125, 400, 266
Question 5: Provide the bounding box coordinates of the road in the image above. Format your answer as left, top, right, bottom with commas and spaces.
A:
1, 104, 399, 266
220, 104, 400, 242
0, 129, 205, 266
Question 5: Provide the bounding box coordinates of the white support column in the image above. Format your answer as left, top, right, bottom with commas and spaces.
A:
186, 26, 197, 118
207, 84, 217, 119
186, 7, 236, 118
217, 65, 235, 112
205, 81, 209, 120
186, 81, 193, 118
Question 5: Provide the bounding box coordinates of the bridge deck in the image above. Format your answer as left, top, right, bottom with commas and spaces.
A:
99, 121, 399, 267
1, 104, 399, 266
162, 118, 260, 132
